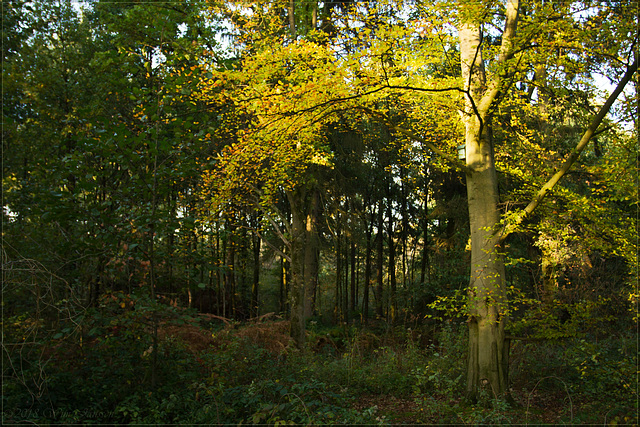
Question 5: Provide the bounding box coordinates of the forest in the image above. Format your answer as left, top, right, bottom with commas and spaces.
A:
2, 0, 637, 424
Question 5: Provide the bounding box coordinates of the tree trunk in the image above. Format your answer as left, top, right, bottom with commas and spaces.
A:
400, 166, 408, 291
420, 166, 431, 285
304, 188, 320, 319
279, 254, 288, 315
251, 232, 261, 318
375, 198, 384, 318
287, 0, 296, 39
386, 185, 397, 322
237, 227, 249, 318
463, 124, 508, 401
335, 226, 343, 322
540, 250, 558, 304
458, 0, 519, 400
363, 207, 373, 324
287, 189, 306, 348
216, 229, 222, 316
343, 233, 349, 322
167, 185, 177, 295
224, 221, 236, 319
89, 256, 106, 307
350, 239, 356, 314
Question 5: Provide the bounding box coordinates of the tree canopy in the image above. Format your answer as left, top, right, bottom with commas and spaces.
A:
2, 0, 637, 423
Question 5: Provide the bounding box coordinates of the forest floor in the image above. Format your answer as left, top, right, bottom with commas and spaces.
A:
351, 391, 577, 424
5, 307, 636, 425
160, 317, 633, 425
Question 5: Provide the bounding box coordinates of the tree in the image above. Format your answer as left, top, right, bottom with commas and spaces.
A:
456, 0, 520, 400
3, 0, 229, 395
209, 0, 637, 399
449, 0, 638, 400
200, 0, 358, 346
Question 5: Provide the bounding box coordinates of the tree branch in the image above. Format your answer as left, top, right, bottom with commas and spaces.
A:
478, 0, 520, 114
253, 200, 292, 247
253, 227, 291, 263
499, 57, 638, 243
247, 184, 292, 241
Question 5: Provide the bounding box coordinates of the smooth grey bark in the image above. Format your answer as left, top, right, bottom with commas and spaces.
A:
459, 0, 519, 401
459, 1, 638, 399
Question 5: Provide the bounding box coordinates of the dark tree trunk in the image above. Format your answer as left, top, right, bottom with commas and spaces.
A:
304, 188, 320, 319
251, 233, 261, 318
335, 227, 342, 322
420, 188, 431, 286
279, 255, 288, 315
363, 206, 373, 324
387, 183, 397, 322
224, 221, 236, 318
343, 232, 349, 323
400, 166, 408, 291
375, 198, 384, 318
350, 239, 356, 314
216, 230, 222, 316
287, 189, 306, 348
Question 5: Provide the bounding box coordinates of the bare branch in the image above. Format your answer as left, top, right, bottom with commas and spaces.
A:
248, 184, 292, 237
253, 227, 291, 263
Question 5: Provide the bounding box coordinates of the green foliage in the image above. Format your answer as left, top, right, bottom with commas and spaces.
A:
4, 313, 636, 425
413, 321, 466, 396
2, 288, 205, 424
2, 0, 638, 424
463, 397, 514, 425
219, 378, 380, 425
509, 296, 617, 340
508, 332, 637, 424
424, 289, 469, 321
563, 335, 636, 408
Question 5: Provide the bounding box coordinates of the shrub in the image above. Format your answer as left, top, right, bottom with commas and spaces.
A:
413, 321, 467, 397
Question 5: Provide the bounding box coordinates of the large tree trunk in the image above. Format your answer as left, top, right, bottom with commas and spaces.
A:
463, 118, 508, 401
458, 0, 519, 401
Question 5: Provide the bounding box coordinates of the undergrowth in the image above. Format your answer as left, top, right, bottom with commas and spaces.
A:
2, 309, 637, 425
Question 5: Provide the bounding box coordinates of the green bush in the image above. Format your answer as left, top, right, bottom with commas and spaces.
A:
413, 321, 466, 397
562, 334, 637, 422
